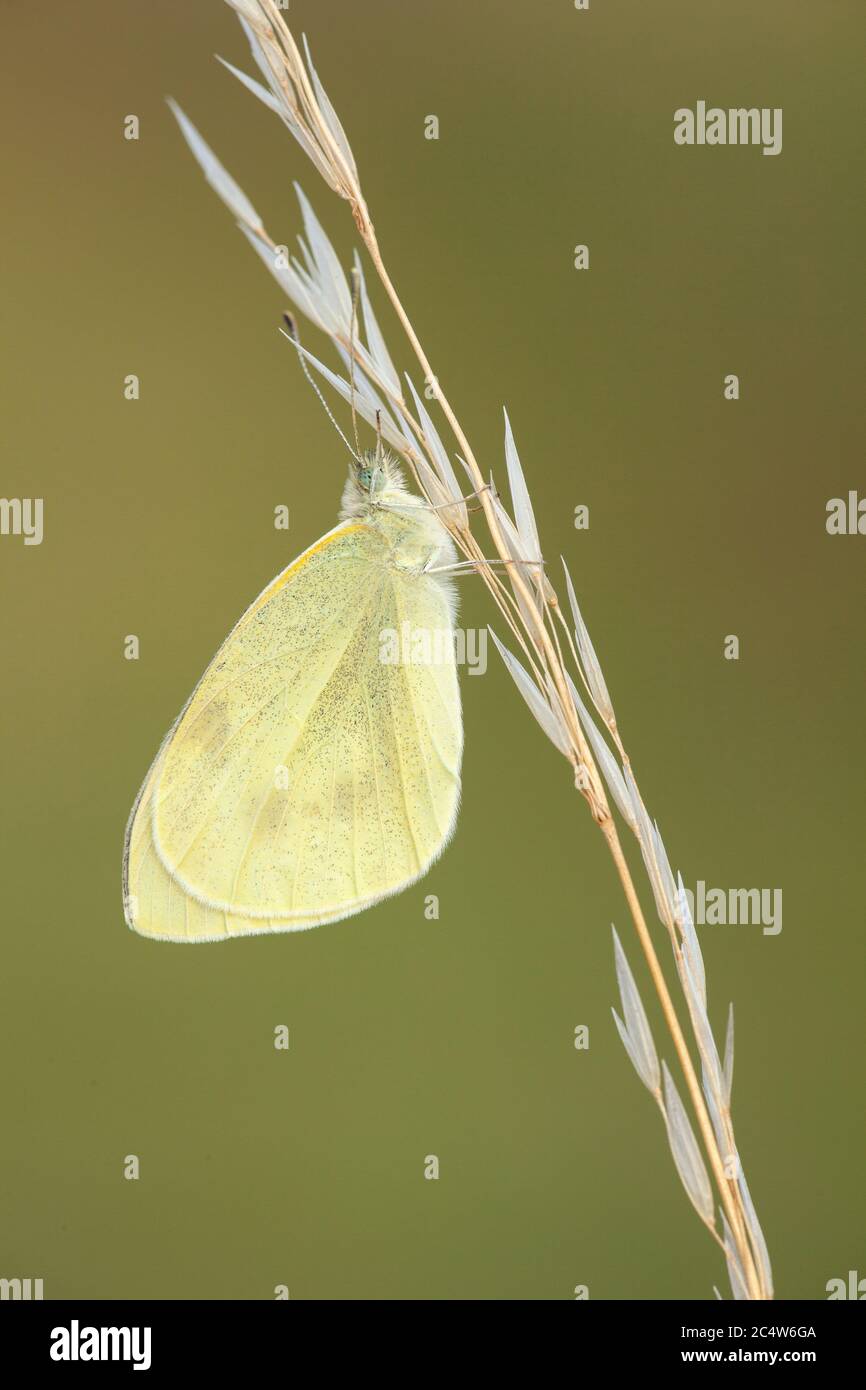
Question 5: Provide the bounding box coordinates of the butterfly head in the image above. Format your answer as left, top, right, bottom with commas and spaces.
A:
341, 449, 409, 520
355, 453, 384, 497
353, 449, 404, 499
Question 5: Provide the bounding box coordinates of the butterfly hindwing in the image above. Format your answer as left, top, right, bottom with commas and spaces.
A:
123, 520, 461, 940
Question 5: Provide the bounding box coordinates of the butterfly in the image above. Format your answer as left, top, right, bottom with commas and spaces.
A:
123, 451, 462, 941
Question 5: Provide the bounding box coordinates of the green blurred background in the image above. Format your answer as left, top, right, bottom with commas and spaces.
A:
1, 0, 864, 1300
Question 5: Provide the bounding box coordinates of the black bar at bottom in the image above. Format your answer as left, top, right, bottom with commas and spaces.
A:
1, 1297, 859, 1372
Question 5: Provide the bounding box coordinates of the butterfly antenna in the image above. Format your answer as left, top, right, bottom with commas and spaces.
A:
348, 268, 363, 460
281, 313, 361, 463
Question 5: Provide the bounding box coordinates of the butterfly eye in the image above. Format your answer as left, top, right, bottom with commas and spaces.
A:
358, 467, 373, 490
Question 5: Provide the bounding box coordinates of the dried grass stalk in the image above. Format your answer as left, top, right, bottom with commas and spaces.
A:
169, 0, 773, 1299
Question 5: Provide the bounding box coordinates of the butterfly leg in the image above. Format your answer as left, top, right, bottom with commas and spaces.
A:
423, 557, 545, 576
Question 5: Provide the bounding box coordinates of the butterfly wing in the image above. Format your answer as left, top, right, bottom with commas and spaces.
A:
123, 521, 462, 940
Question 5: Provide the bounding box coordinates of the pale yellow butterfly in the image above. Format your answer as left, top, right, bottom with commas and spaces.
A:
123, 452, 462, 941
